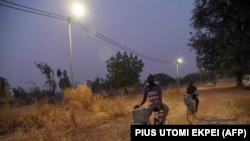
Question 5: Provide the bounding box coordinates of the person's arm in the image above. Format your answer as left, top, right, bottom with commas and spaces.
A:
139, 94, 147, 106
186, 86, 189, 94
134, 94, 147, 109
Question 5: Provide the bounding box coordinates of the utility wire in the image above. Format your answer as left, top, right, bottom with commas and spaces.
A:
72, 19, 172, 64
0, 0, 172, 64
1, 0, 66, 19
0, 3, 66, 20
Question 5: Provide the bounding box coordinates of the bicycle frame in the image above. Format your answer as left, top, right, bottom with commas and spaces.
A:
148, 110, 163, 125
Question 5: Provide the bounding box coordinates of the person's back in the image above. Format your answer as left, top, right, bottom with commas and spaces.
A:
186, 82, 197, 94
186, 80, 199, 112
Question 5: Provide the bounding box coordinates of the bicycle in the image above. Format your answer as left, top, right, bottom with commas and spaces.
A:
183, 93, 198, 124
132, 105, 165, 125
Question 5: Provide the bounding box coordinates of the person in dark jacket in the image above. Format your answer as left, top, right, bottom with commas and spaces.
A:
186, 80, 199, 112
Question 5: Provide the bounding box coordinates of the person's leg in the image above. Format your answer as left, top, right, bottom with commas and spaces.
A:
161, 103, 169, 124
147, 104, 156, 124
195, 96, 199, 111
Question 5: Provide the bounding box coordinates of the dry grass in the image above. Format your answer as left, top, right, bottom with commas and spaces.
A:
0, 82, 249, 141
227, 96, 250, 123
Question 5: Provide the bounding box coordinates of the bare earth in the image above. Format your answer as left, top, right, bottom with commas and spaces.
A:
84, 81, 250, 141
166, 82, 250, 125
0, 81, 249, 141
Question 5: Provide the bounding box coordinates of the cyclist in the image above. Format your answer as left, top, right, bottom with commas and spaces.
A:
186, 80, 199, 112
134, 74, 169, 124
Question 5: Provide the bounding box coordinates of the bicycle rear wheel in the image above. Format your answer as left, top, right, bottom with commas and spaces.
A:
186, 104, 195, 124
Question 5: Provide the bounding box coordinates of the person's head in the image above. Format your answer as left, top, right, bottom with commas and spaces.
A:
147, 74, 154, 84
188, 80, 193, 85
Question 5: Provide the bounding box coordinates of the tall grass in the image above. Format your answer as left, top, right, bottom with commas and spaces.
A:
63, 85, 131, 116
0, 84, 250, 141
0, 84, 132, 141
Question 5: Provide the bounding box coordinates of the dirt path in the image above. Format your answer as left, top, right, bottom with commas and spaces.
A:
80, 82, 250, 141
166, 83, 250, 125
0, 82, 249, 141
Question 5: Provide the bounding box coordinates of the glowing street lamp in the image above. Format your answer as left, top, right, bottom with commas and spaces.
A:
72, 2, 86, 17
67, 2, 85, 86
176, 58, 182, 88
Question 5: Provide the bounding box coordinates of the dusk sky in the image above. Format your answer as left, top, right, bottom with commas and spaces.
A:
0, 0, 198, 90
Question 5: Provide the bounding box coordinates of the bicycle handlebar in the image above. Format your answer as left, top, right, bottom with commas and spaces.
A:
183, 93, 199, 97
134, 104, 141, 109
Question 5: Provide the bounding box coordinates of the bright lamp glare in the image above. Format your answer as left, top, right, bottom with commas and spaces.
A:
177, 58, 182, 63
73, 2, 85, 17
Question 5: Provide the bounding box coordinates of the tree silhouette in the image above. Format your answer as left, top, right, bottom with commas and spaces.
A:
34, 62, 56, 95
106, 51, 144, 89
57, 69, 71, 91
188, 0, 250, 87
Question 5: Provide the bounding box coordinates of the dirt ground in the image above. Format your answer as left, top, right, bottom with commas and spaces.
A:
166, 81, 250, 125
0, 81, 249, 141
89, 81, 250, 141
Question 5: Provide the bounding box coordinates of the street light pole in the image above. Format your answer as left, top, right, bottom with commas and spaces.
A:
200, 69, 202, 83
67, 16, 74, 86
176, 62, 180, 88
200, 68, 204, 83
176, 58, 182, 88
66, 2, 85, 87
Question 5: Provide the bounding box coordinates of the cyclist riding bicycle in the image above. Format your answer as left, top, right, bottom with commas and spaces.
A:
186, 80, 199, 112
134, 74, 169, 124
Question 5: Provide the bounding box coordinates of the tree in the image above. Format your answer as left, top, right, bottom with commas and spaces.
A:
148, 73, 175, 87
57, 69, 71, 91
34, 62, 56, 95
12, 86, 29, 101
0, 77, 11, 101
86, 76, 104, 94
188, 0, 250, 87
182, 72, 201, 84
106, 51, 144, 88
0, 77, 8, 97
